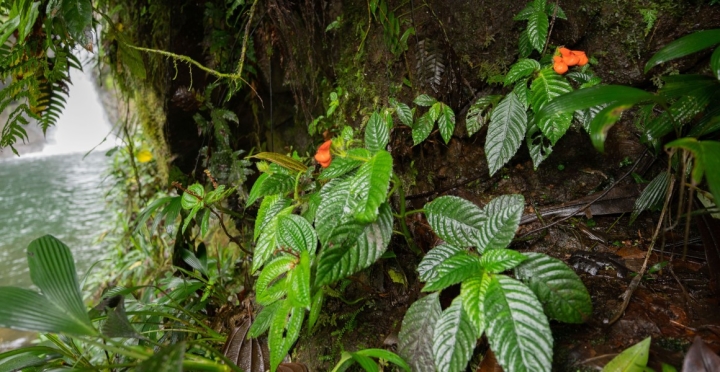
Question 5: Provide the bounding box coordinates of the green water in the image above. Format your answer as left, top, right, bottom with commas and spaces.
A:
0, 151, 113, 348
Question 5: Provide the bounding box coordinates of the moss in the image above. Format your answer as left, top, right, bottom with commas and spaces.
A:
134, 87, 170, 181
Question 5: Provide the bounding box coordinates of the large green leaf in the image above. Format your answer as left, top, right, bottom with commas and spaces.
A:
392, 98, 414, 127
466, 95, 502, 137
278, 214, 318, 255
424, 196, 486, 248
437, 103, 456, 144
476, 195, 525, 252
315, 204, 393, 286
417, 244, 465, 282
288, 251, 312, 309
269, 302, 305, 372
351, 150, 393, 223
0, 236, 98, 336
530, 69, 573, 144
518, 30, 533, 58
644, 85, 716, 142
0, 346, 63, 371
60, 0, 92, 42
526, 9, 548, 52
256, 256, 294, 305
485, 275, 553, 372
365, 111, 390, 153
398, 293, 441, 372
514, 253, 592, 323
480, 249, 527, 273
253, 205, 294, 273
422, 251, 483, 292
712, 46, 720, 80
514, 82, 531, 110
413, 112, 435, 146
631, 171, 672, 224
485, 92, 528, 176
645, 29, 720, 73
504, 59, 541, 87
248, 301, 282, 338
526, 121, 553, 169
181, 183, 205, 210
602, 337, 651, 372
255, 195, 292, 241
319, 156, 364, 180
433, 296, 476, 372
461, 272, 492, 335
590, 102, 635, 152
534, 85, 658, 127
246, 172, 295, 206
137, 341, 185, 372
315, 177, 357, 247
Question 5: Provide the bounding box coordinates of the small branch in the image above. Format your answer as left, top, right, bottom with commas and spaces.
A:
235, 0, 259, 78
541, 0, 560, 56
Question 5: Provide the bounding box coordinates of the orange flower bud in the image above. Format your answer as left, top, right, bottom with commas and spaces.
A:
564, 53, 579, 66
559, 47, 572, 57
573, 51, 589, 66
314, 140, 333, 168
553, 61, 568, 74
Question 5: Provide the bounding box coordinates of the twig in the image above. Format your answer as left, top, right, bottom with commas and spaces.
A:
605, 156, 675, 326
518, 149, 648, 239
541, 0, 560, 56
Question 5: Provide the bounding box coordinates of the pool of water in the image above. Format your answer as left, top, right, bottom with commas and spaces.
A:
0, 150, 113, 349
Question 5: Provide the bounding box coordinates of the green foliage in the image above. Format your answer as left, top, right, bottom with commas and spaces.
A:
631, 171, 672, 223
331, 348, 410, 372
486, 92, 528, 176
397, 193, 591, 372
602, 337, 651, 372
368, 0, 414, 56
398, 293, 441, 372
399, 94, 456, 145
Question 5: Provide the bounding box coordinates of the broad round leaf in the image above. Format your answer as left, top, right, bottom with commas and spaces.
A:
514, 252, 593, 323
485, 275, 553, 372
486, 92, 527, 176
181, 183, 205, 209
433, 296, 476, 372
476, 194, 525, 252
399, 293, 441, 372
424, 196, 486, 248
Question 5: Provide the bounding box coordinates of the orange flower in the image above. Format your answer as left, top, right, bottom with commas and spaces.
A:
553, 61, 568, 74
572, 50, 589, 66
553, 48, 589, 74
314, 140, 332, 168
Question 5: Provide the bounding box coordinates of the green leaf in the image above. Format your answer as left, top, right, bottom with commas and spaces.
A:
486, 92, 528, 176
527, 10, 549, 52
485, 275, 553, 372
531, 68, 573, 144
137, 342, 184, 372
308, 290, 324, 330
181, 183, 205, 210
422, 251, 483, 292
481, 249, 527, 273
645, 29, 720, 73
526, 121, 553, 169
466, 95, 502, 137
513, 4, 535, 20
278, 214, 318, 255
424, 196, 486, 248
351, 150, 393, 223
255, 195, 292, 241
392, 99, 414, 127
351, 353, 379, 372
354, 349, 411, 372
365, 111, 390, 153
631, 171, 672, 224
429, 102, 442, 122
712, 46, 720, 80
288, 251, 312, 308
248, 301, 282, 338
534, 85, 658, 129
504, 59, 541, 87
0, 346, 62, 371
433, 296, 476, 372
246, 172, 295, 206
514, 253, 593, 323
101, 296, 141, 339
574, 104, 607, 133
315, 177, 357, 247
514, 82, 531, 110
461, 272, 492, 335
24, 236, 95, 335
413, 112, 435, 145
590, 102, 634, 152
545, 3, 566, 19
666, 139, 720, 204
60, 0, 92, 42
199, 208, 210, 238
414, 94, 437, 107
134, 196, 174, 233
253, 205, 294, 273
256, 256, 294, 305
315, 204, 393, 286
251, 152, 308, 173
476, 194, 525, 253
398, 293, 441, 372
418, 244, 465, 282
269, 302, 305, 372
319, 156, 364, 180
437, 103, 456, 144
0, 287, 91, 335
645, 83, 716, 141
602, 337, 651, 372
518, 30, 533, 59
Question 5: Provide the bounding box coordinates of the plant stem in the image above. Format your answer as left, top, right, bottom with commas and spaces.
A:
393, 175, 422, 255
